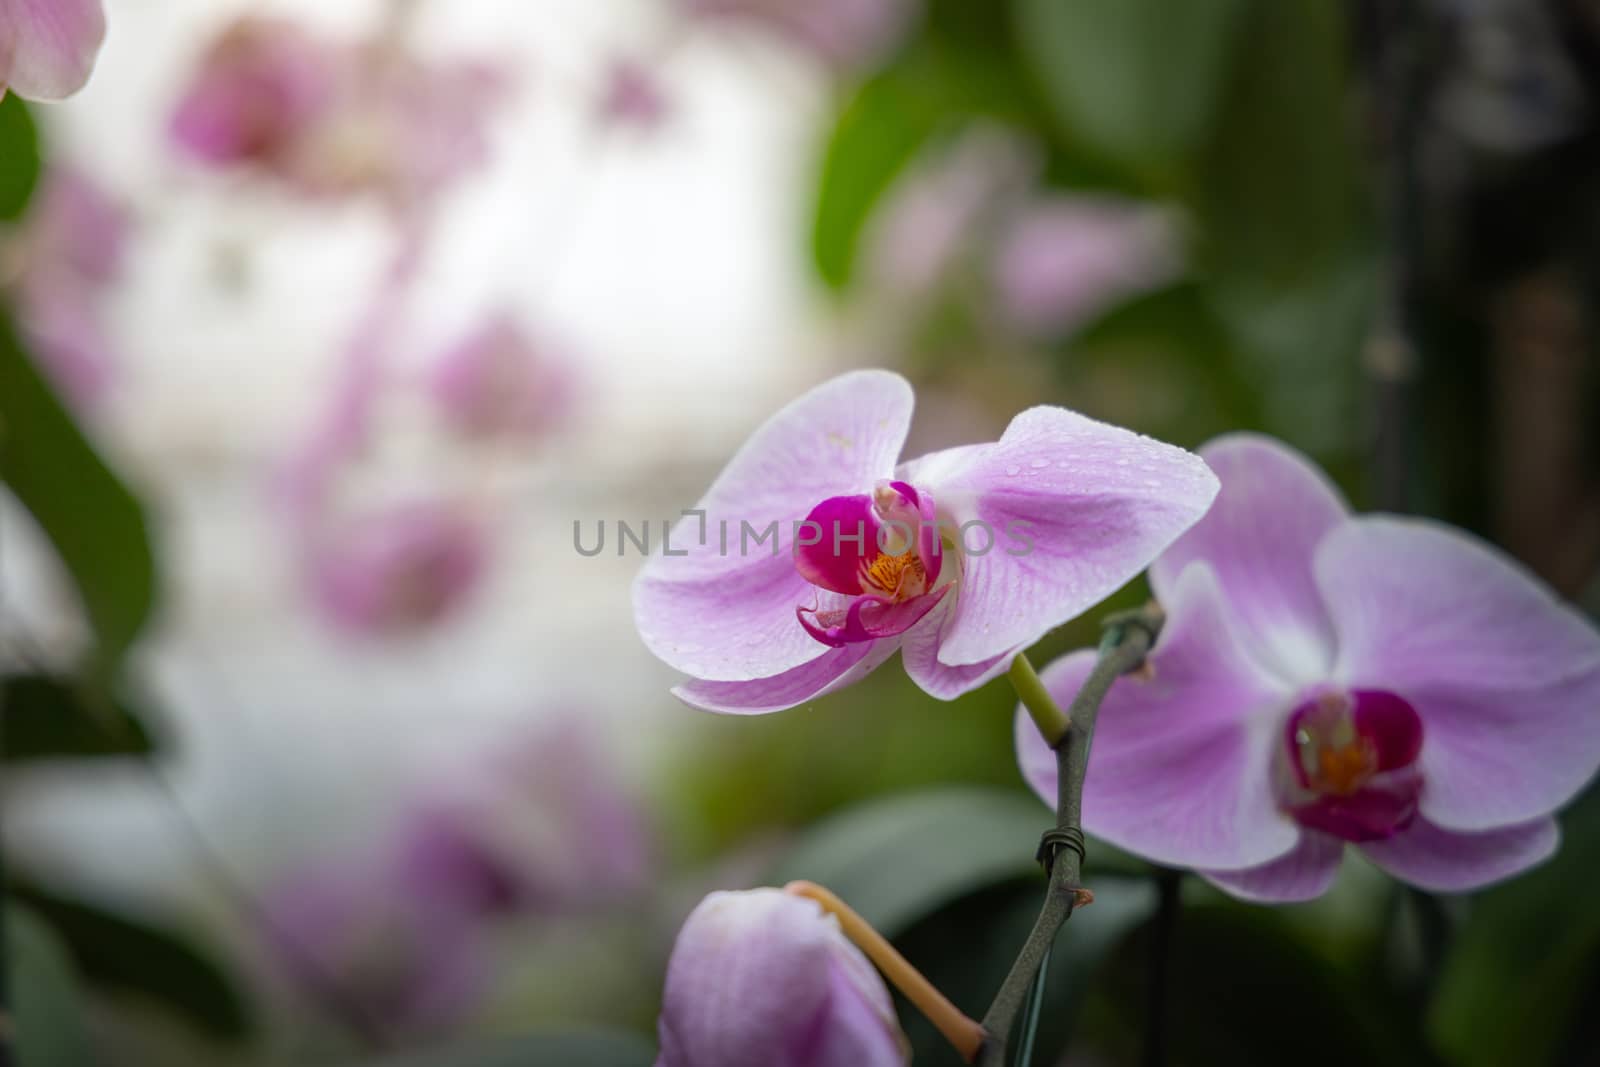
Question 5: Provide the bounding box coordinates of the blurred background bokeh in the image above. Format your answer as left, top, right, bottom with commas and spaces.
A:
3, 0, 1599, 1064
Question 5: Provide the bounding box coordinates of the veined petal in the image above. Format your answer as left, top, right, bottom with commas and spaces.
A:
1318, 516, 1600, 691
1199, 831, 1343, 903
634, 370, 913, 681
2, 0, 106, 100
1016, 565, 1298, 870
919, 405, 1218, 666
1410, 667, 1600, 832
655, 889, 906, 1067
900, 595, 1013, 700
1151, 434, 1349, 687
1358, 816, 1558, 893
672, 639, 897, 716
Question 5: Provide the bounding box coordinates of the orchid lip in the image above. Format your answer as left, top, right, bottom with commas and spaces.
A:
792, 480, 946, 648
1281, 688, 1424, 843
798, 584, 950, 648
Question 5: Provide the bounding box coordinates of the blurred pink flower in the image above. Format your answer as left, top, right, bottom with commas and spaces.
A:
262, 856, 487, 1036
262, 719, 650, 1032
428, 313, 577, 442
991, 197, 1181, 339
392, 720, 653, 915
0, 0, 106, 100
169, 15, 507, 210
683, 0, 917, 69
305, 499, 488, 637
6, 166, 130, 408
864, 124, 1037, 301
596, 56, 670, 131
168, 17, 338, 172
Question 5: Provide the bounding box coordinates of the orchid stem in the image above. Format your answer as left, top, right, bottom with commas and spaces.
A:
977, 606, 1164, 1066
1010, 652, 1069, 747
784, 880, 985, 1064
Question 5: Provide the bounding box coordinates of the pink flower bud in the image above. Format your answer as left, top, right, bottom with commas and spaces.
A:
656, 888, 908, 1067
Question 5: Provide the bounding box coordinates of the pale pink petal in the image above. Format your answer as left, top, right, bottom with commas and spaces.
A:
1199, 831, 1344, 903
1317, 516, 1600, 692
899, 596, 1013, 699
991, 196, 1180, 338
634, 370, 914, 682
1150, 434, 1349, 686
1410, 668, 1600, 832
672, 638, 898, 716
1314, 517, 1600, 831
2, 0, 106, 100
1016, 565, 1298, 869
1358, 816, 1559, 893
921, 405, 1218, 667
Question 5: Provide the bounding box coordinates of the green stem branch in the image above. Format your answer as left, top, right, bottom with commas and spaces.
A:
980, 606, 1164, 1065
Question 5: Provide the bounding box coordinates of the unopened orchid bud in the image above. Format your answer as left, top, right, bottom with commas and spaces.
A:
656, 888, 909, 1067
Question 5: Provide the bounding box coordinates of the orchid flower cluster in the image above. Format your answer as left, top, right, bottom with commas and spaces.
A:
634, 369, 1600, 1065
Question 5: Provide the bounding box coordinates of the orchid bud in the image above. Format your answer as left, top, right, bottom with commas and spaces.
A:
656, 888, 909, 1067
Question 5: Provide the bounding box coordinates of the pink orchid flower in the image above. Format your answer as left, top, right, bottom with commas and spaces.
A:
656, 889, 908, 1067
633, 370, 1218, 713
8, 166, 130, 408
169, 15, 506, 210
305, 499, 488, 637
1016, 434, 1600, 900
428, 314, 578, 442
0, 0, 105, 100
990, 196, 1182, 339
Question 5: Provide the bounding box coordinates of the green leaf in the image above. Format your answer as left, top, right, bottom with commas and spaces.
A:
0, 93, 42, 220
9, 883, 251, 1040
1429, 783, 1600, 1067
3, 674, 159, 761
768, 786, 1050, 938
363, 1029, 656, 1066
1192, 0, 1369, 285
1098, 902, 1413, 1067
811, 41, 1038, 290
0, 306, 157, 675
9, 905, 94, 1067
1012, 0, 1249, 182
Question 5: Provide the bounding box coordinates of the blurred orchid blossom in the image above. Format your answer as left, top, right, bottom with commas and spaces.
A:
305, 498, 489, 637
428, 313, 578, 442
169, 15, 507, 210
864, 124, 1038, 303
4, 166, 129, 408
264, 719, 649, 1032
1016, 435, 1600, 900
263, 857, 487, 1036
990, 197, 1182, 339
681, 0, 918, 70
656, 888, 909, 1067
633, 369, 1217, 713
0, 0, 105, 100
597, 56, 671, 131
391, 719, 652, 914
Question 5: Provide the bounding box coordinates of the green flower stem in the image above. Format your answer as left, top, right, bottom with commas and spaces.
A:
1009, 652, 1069, 747
978, 605, 1165, 1066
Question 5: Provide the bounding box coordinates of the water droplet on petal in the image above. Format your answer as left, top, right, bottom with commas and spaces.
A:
1004, 464, 1021, 476
1030, 458, 1049, 469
